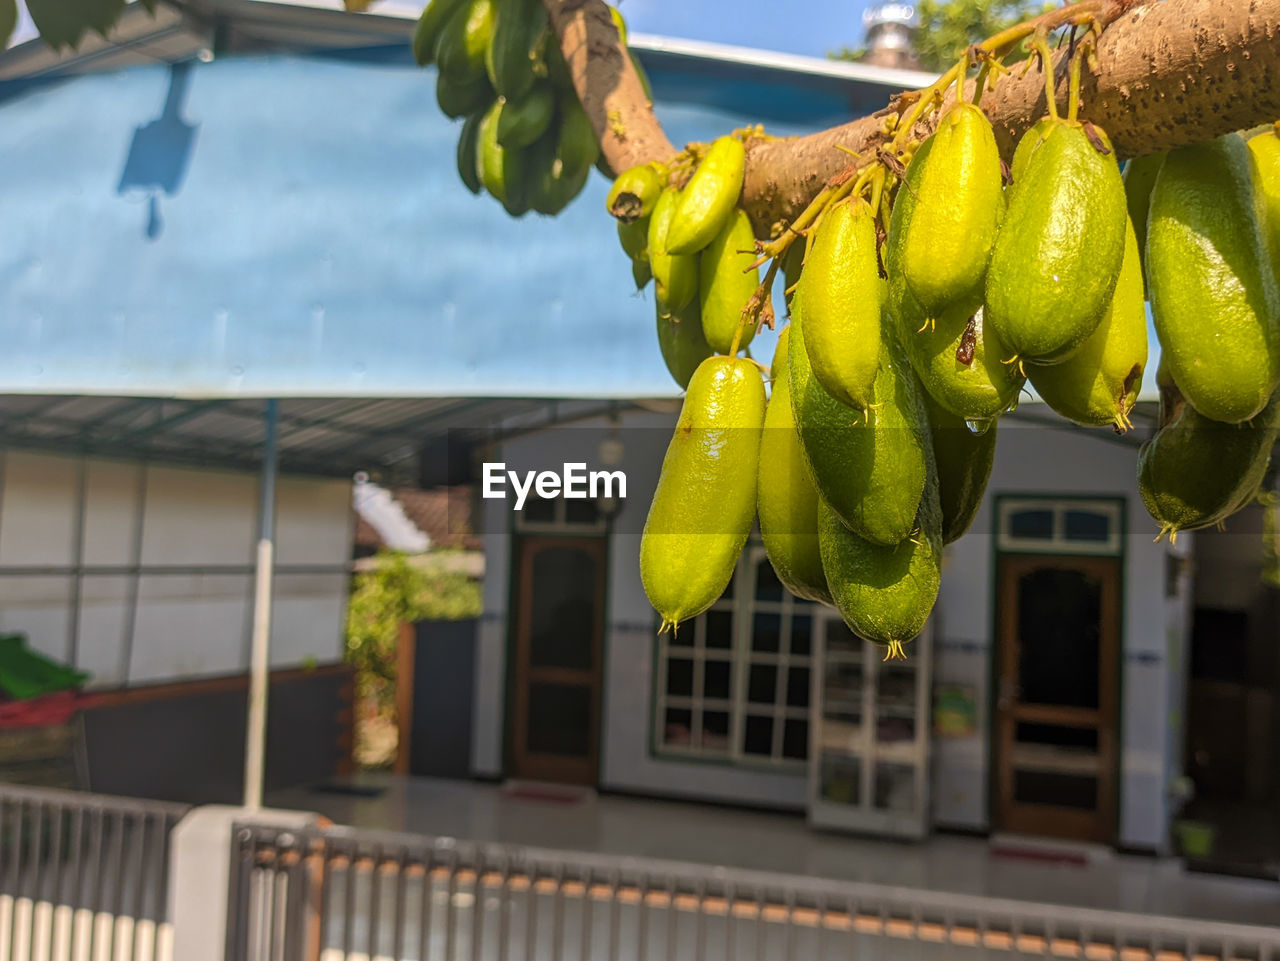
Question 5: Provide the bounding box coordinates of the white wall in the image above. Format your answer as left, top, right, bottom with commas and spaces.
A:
0, 449, 353, 687
476, 409, 1184, 841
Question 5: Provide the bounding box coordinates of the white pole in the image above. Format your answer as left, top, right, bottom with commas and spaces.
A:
243, 398, 278, 811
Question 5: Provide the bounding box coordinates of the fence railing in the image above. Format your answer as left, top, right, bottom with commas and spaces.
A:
227, 822, 1280, 961
0, 783, 189, 961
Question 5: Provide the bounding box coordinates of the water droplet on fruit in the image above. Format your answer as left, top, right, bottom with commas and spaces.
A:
1006, 395, 1020, 413
965, 418, 992, 435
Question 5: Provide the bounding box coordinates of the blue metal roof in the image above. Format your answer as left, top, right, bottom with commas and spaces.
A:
0, 36, 917, 399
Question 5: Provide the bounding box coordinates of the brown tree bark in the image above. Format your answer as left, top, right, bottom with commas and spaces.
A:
544, 0, 1280, 232
540, 0, 675, 174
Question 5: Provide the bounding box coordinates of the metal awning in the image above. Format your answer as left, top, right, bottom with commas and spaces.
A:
0, 394, 658, 481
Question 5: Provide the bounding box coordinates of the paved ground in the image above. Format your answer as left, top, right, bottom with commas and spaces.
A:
268, 774, 1280, 930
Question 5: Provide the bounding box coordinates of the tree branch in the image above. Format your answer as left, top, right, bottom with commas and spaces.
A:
547, 0, 1280, 232
540, 0, 676, 174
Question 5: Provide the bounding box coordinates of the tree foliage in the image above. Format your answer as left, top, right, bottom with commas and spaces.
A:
344, 550, 482, 705
830, 0, 1050, 72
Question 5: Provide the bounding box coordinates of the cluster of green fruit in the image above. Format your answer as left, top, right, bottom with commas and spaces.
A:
412, 0, 644, 214
613, 107, 1280, 658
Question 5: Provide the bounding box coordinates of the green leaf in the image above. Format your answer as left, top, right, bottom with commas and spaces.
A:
26, 0, 126, 50
1, 0, 17, 51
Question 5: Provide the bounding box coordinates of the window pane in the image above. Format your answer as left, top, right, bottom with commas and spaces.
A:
529, 547, 598, 670
523, 498, 556, 524
702, 710, 731, 753
873, 762, 916, 812
663, 708, 692, 747
820, 755, 860, 805
564, 498, 600, 525
666, 657, 693, 697
743, 715, 774, 756
704, 659, 731, 700
668, 624, 693, 647
748, 664, 777, 704
825, 619, 860, 655
1017, 567, 1101, 708
786, 666, 810, 708
755, 558, 784, 601
1008, 508, 1053, 540
751, 612, 781, 652
782, 719, 808, 760
790, 614, 812, 656
1063, 509, 1110, 542
1013, 770, 1098, 810
705, 610, 733, 649
527, 683, 591, 757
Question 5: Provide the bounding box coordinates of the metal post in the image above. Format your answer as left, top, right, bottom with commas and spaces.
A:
243, 398, 278, 810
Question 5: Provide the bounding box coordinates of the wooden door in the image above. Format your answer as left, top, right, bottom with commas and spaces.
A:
510, 535, 607, 784
994, 554, 1120, 843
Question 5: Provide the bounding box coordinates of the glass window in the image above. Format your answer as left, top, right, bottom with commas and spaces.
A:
651, 544, 819, 768
1009, 509, 1053, 540
997, 499, 1122, 555
1063, 509, 1111, 542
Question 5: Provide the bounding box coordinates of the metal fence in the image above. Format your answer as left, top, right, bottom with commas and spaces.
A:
227, 822, 1280, 961
0, 783, 189, 961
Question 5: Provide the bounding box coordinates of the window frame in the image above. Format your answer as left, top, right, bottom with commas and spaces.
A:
512, 495, 608, 535
651, 542, 819, 771
996, 497, 1124, 556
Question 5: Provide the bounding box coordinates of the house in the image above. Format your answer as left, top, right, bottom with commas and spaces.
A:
1, 0, 1274, 870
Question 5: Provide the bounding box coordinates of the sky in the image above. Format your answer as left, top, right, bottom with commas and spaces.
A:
8, 0, 884, 58
617, 0, 879, 57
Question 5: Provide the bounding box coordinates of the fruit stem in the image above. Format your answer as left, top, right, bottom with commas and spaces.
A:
1033, 35, 1059, 122
888, 0, 1107, 152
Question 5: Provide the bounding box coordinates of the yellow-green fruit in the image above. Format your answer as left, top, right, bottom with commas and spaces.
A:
648, 189, 699, 310
789, 311, 928, 547
524, 95, 597, 215
485, 0, 544, 100
698, 209, 760, 355
555, 94, 599, 174
1247, 130, 1280, 284
436, 0, 494, 85
667, 137, 746, 255
818, 451, 941, 657
1138, 386, 1280, 542
617, 217, 649, 262
1009, 117, 1054, 185
413, 0, 469, 66
632, 258, 652, 290
456, 111, 483, 195
925, 393, 995, 545
496, 84, 554, 149
1147, 134, 1280, 423
656, 296, 712, 389
889, 282, 1022, 423
607, 162, 664, 222
799, 197, 882, 412
477, 99, 529, 216
1122, 151, 1166, 269
640, 357, 766, 630
986, 120, 1126, 365
887, 102, 1003, 315
758, 328, 832, 605
1028, 217, 1147, 430
436, 71, 494, 119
